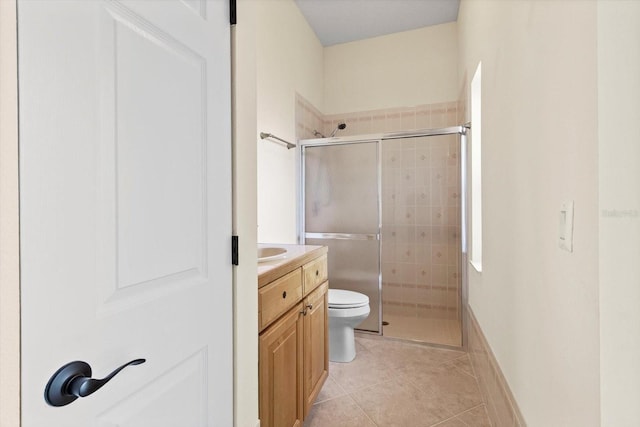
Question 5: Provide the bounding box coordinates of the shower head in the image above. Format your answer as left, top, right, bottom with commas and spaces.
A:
329, 122, 347, 137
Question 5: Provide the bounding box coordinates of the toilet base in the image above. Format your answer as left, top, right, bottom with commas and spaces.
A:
329, 323, 357, 363
328, 308, 369, 363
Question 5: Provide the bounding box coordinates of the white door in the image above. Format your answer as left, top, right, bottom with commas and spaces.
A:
18, 1, 232, 425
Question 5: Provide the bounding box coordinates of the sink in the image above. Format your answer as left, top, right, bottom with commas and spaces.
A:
258, 247, 287, 263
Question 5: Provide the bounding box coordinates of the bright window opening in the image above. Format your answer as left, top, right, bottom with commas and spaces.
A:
470, 62, 482, 272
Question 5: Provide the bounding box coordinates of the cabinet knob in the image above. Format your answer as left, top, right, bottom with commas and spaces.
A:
282, 291, 287, 299
300, 304, 313, 316
315, 270, 319, 277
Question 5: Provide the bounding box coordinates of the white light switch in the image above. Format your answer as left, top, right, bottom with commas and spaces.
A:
559, 200, 574, 252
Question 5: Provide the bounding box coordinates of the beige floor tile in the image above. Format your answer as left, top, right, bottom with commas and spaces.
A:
329, 348, 398, 393
357, 336, 465, 369
354, 335, 378, 352
308, 337, 487, 427
355, 338, 370, 355
455, 405, 492, 427
444, 355, 476, 378
303, 395, 376, 427
433, 417, 468, 427
383, 313, 462, 346
491, 388, 516, 427
350, 379, 452, 427
403, 363, 483, 415
315, 376, 347, 404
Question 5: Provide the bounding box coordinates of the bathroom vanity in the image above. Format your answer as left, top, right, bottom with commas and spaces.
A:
258, 244, 329, 427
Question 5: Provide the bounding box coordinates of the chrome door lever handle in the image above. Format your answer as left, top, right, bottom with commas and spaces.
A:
45, 358, 145, 407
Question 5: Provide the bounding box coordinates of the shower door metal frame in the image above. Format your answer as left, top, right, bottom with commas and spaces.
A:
299, 138, 383, 335
298, 125, 470, 348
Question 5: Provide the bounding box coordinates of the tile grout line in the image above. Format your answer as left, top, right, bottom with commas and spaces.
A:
347, 376, 434, 426
462, 344, 496, 426
391, 353, 485, 422
446, 358, 478, 380
312, 391, 348, 406
389, 370, 466, 424
429, 402, 488, 427
311, 341, 490, 427
312, 375, 348, 406
429, 413, 463, 427
344, 393, 380, 427
453, 403, 490, 427
358, 341, 467, 361
333, 373, 400, 396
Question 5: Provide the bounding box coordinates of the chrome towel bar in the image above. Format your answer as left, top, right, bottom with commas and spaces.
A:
260, 132, 296, 150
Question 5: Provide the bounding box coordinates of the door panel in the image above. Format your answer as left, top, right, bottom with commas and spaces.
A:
18, 1, 232, 425
106, 5, 207, 290
96, 349, 208, 427
96, 2, 211, 314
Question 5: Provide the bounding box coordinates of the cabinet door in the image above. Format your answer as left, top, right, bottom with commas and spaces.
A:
259, 302, 304, 427
303, 282, 329, 417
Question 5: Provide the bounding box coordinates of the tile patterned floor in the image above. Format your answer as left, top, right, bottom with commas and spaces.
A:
304, 336, 491, 427
383, 313, 462, 347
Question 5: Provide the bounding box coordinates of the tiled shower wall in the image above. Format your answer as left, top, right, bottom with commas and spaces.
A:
295, 93, 462, 141
296, 93, 464, 330
295, 94, 325, 141
381, 135, 461, 321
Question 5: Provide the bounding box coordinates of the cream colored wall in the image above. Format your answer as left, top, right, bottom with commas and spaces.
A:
598, 2, 640, 425
324, 23, 458, 115
458, 1, 600, 425
0, 1, 21, 426
256, 0, 323, 244
232, 2, 259, 426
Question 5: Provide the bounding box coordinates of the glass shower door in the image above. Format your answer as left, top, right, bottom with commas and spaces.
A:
380, 134, 462, 346
303, 141, 380, 332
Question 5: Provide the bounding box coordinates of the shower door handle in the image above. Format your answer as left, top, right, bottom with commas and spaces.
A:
304, 232, 379, 241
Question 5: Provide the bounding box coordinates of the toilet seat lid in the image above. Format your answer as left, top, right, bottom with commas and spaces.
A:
328, 289, 369, 308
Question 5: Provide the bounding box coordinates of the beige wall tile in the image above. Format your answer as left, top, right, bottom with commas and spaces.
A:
400, 108, 416, 130
431, 103, 447, 128
386, 110, 402, 132
467, 308, 527, 427
357, 114, 372, 134
371, 114, 386, 133
416, 106, 430, 129
446, 102, 458, 127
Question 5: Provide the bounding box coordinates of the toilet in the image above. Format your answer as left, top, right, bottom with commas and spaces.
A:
328, 289, 370, 363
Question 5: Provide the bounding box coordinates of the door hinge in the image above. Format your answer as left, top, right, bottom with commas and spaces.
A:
230, 0, 236, 25
232, 235, 239, 265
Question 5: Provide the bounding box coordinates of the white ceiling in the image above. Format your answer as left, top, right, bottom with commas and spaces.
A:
295, 0, 460, 47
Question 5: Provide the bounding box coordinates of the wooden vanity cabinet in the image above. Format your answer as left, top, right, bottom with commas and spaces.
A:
303, 282, 329, 417
258, 249, 328, 427
259, 302, 304, 427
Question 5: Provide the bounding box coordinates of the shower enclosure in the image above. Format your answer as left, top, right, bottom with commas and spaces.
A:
299, 126, 468, 347
302, 141, 381, 332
